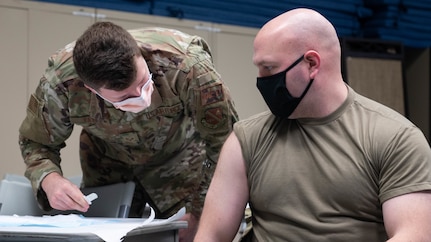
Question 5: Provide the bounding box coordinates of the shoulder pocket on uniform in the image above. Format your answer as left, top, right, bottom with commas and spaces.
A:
19, 94, 51, 144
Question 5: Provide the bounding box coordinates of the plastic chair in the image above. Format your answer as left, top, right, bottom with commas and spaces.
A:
0, 178, 43, 216
0, 174, 135, 218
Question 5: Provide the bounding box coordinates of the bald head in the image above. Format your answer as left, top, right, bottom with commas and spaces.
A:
253, 8, 341, 81
253, 8, 347, 118
253, 8, 341, 72
258, 8, 339, 52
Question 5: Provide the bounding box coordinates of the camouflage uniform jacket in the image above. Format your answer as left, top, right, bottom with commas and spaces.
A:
19, 27, 239, 217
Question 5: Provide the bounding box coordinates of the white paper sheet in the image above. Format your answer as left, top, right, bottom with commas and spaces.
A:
0, 207, 186, 242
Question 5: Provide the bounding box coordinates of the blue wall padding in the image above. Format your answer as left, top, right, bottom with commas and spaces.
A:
33, 0, 431, 47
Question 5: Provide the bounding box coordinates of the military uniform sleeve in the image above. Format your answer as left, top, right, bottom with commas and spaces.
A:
18, 50, 75, 210
185, 37, 239, 216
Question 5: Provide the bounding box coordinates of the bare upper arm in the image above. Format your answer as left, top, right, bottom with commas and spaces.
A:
383, 191, 431, 241
196, 132, 249, 241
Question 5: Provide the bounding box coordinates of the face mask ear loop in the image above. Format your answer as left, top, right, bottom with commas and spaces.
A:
299, 78, 314, 100
284, 54, 305, 73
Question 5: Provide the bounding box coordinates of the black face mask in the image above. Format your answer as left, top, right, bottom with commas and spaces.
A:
256, 54, 314, 119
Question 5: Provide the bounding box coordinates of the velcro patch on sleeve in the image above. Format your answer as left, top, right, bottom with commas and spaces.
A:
200, 84, 224, 106
28, 94, 40, 116
201, 107, 225, 129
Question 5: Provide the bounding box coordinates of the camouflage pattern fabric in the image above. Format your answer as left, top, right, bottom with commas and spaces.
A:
19, 27, 239, 218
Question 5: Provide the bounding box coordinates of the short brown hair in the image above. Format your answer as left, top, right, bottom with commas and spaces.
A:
73, 21, 141, 91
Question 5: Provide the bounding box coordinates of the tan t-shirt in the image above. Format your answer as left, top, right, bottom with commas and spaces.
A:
234, 86, 431, 241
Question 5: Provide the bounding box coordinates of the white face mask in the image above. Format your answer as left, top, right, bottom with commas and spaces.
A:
98, 74, 154, 113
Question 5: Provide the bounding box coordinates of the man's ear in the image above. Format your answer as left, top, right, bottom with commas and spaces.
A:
304, 50, 320, 78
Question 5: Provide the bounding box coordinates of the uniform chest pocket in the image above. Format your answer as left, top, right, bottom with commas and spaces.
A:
70, 116, 142, 147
